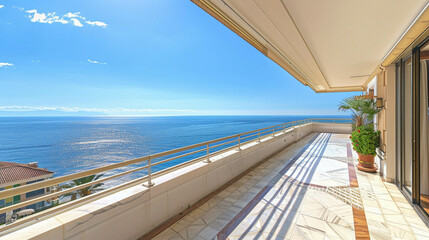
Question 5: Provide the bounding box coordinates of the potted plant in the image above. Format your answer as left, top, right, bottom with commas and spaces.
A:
350, 125, 380, 172
338, 95, 380, 130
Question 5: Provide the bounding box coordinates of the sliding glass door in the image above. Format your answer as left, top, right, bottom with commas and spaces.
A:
397, 55, 413, 198
419, 41, 429, 215
404, 56, 413, 195
396, 38, 429, 218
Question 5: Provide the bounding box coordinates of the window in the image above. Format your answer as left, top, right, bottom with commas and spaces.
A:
26, 180, 46, 199
26, 201, 45, 211
0, 188, 5, 208
4, 186, 13, 206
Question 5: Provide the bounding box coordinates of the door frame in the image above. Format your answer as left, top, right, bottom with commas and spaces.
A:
396, 37, 429, 222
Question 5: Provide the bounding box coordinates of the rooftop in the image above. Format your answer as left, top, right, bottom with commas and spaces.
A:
146, 133, 429, 239
0, 162, 53, 187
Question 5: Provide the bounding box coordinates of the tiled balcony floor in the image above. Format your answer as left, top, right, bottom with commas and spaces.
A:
148, 133, 429, 240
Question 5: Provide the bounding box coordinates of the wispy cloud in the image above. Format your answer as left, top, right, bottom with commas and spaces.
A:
0, 5, 4, 9
70, 18, 83, 27
26, 9, 68, 24
13, 6, 24, 11
63, 12, 81, 19
20, 8, 107, 28
85, 21, 107, 28
0, 106, 195, 113
88, 59, 106, 64
0, 63, 13, 68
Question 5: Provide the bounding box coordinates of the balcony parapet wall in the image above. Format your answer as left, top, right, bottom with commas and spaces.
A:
0, 122, 351, 240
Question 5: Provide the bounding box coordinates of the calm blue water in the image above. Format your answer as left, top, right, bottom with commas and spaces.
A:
0, 116, 348, 184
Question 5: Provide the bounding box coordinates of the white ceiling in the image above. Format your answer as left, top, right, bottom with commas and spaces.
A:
200, 0, 429, 92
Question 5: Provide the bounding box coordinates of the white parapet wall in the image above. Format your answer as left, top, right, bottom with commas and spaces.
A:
0, 123, 351, 240
312, 123, 352, 134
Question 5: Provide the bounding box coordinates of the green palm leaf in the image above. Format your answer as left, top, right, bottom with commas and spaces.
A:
59, 174, 105, 200
338, 95, 380, 128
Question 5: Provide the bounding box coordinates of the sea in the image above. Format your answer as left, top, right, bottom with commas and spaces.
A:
0, 115, 349, 186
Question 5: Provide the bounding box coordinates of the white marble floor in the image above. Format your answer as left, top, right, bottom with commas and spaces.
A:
151, 133, 429, 240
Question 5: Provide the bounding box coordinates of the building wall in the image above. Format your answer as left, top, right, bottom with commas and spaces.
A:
384, 65, 397, 182
376, 71, 387, 179
374, 65, 397, 182
0, 187, 4, 207
0, 187, 4, 224
368, 75, 388, 176
0, 179, 50, 224
377, 71, 387, 152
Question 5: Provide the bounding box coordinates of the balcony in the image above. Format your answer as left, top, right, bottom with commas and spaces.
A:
0, 119, 428, 239
147, 134, 429, 240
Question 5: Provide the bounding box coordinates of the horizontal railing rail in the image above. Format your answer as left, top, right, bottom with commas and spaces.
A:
0, 118, 352, 230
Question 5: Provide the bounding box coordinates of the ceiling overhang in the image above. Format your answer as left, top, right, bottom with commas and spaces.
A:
191, 0, 429, 93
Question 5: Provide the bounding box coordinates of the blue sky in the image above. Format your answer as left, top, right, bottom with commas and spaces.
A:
0, 0, 356, 116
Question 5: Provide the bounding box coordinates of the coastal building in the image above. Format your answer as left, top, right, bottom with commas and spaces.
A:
1, 1, 429, 239
0, 162, 53, 224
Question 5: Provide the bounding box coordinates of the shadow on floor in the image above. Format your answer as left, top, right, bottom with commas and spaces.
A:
219, 133, 332, 240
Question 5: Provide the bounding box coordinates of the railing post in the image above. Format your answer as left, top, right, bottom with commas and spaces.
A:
143, 157, 155, 187
203, 144, 211, 163
237, 135, 241, 151
258, 130, 261, 142
283, 124, 286, 132
272, 128, 275, 137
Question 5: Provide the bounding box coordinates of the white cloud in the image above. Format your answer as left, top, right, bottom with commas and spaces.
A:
0, 63, 13, 68
27, 10, 47, 23
14, 6, 24, 11
0, 106, 195, 113
0, 5, 4, 9
23, 8, 107, 28
88, 59, 106, 64
86, 20, 107, 28
26, 9, 68, 24
70, 18, 83, 27
64, 12, 82, 19
57, 19, 68, 24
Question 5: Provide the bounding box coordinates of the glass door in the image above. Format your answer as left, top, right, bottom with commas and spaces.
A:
396, 62, 402, 186
401, 55, 413, 196
396, 39, 429, 218
419, 41, 429, 216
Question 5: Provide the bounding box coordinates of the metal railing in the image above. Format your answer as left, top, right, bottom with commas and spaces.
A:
0, 118, 351, 230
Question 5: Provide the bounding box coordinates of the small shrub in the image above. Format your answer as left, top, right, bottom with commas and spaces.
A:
350, 125, 380, 156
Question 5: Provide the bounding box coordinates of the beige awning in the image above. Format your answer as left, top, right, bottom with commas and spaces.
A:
192, 0, 429, 92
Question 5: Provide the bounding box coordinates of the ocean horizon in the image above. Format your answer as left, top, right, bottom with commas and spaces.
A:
0, 115, 350, 185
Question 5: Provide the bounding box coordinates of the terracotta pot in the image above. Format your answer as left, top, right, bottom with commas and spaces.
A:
357, 153, 378, 173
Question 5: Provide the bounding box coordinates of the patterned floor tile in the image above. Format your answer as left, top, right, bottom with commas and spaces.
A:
151, 133, 429, 240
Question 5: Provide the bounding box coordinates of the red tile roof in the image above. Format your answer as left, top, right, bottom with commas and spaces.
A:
0, 162, 53, 186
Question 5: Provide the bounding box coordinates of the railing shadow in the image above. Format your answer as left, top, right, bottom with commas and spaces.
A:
235, 133, 332, 240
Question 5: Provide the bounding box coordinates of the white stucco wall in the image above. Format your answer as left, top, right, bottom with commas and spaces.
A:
382, 65, 396, 182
